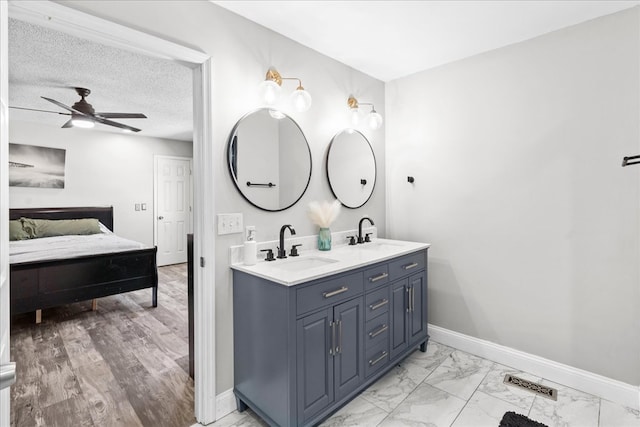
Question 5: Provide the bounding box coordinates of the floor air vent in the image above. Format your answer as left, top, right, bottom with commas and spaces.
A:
503, 374, 558, 401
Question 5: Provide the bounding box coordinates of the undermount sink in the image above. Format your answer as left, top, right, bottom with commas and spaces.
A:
359, 242, 404, 251
274, 256, 339, 271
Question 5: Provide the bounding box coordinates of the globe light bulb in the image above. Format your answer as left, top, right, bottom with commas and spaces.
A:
290, 87, 312, 112
367, 109, 383, 130
258, 79, 281, 105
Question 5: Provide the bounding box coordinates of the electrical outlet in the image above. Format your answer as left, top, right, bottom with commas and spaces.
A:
217, 213, 244, 235
141, 203, 147, 211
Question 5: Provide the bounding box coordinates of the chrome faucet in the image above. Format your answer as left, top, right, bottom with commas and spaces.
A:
277, 224, 296, 259
358, 217, 374, 244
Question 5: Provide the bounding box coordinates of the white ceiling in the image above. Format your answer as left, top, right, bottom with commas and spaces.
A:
8, 1, 638, 139
8, 18, 193, 141
213, 0, 640, 81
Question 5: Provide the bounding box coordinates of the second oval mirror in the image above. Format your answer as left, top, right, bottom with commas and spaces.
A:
227, 109, 312, 211
326, 129, 376, 209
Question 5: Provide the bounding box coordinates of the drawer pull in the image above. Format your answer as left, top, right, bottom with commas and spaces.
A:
403, 262, 419, 270
369, 351, 388, 367
323, 286, 348, 298
369, 272, 388, 283
369, 324, 388, 338
369, 299, 388, 311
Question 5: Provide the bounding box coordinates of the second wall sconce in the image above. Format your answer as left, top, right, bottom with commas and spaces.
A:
348, 96, 383, 130
258, 68, 312, 112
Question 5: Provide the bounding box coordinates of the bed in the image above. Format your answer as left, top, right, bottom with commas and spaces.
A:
9, 206, 158, 323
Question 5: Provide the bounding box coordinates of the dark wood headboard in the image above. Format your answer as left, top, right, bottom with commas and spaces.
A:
9, 207, 114, 231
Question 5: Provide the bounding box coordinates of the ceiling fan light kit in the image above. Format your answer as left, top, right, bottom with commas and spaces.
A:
11, 87, 147, 133
70, 115, 94, 129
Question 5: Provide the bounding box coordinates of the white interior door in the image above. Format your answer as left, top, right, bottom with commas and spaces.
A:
155, 155, 192, 266
0, 1, 13, 424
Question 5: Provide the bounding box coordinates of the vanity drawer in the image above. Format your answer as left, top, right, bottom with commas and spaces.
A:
363, 264, 389, 289
296, 272, 363, 315
365, 341, 390, 378
365, 312, 389, 350
388, 251, 426, 281
365, 286, 389, 321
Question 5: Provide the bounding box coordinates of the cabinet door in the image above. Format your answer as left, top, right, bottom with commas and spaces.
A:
297, 308, 334, 422
333, 297, 363, 401
390, 279, 409, 360
409, 272, 428, 346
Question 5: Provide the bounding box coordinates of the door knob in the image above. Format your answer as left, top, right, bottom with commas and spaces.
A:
158, 216, 164, 220
0, 362, 16, 390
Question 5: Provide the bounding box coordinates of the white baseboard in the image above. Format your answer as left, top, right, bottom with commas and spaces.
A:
216, 388, 237, 420
428, 324, 640, 410
190, 388, 236, 426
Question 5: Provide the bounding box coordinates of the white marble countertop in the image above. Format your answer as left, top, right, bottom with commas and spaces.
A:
231, 238, 430, 286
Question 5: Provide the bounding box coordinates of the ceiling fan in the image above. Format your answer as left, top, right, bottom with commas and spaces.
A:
10, 87, 147, 133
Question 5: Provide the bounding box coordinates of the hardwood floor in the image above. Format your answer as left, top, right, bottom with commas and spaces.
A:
10, 263, 195, 427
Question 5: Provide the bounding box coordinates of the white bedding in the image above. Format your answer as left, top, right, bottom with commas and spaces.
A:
10, 232, 150, 264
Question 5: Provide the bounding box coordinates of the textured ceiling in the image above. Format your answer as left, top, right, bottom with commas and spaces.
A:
8, 18, 193, 142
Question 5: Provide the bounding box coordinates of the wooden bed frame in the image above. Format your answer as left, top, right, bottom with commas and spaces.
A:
10, 207, 158, 323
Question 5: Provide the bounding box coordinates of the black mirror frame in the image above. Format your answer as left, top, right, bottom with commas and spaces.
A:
326, 129, 377, 209
226, 108, 313, 212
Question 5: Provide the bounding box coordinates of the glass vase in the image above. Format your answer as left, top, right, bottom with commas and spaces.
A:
318, 227, 332, 251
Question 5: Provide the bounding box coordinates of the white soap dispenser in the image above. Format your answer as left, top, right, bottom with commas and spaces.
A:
244, 226, 257, 265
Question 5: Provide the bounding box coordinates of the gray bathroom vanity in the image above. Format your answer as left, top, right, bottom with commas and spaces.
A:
232, 239, 430, 427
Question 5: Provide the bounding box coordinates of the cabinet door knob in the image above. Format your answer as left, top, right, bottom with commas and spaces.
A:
158, 216, 164, 220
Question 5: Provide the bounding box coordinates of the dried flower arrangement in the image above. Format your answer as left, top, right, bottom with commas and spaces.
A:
307, 199, 341, 228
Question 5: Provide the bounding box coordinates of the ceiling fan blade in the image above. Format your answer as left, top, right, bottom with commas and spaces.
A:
94, 116, 142, 132
95, 112, 147, 119
41, 96, 84, 114
10, 106, 71, 116
61, 119, 74, 128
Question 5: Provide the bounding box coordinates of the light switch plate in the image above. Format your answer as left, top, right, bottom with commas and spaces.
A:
135, 204, 140, 211
217, 213, 243, 235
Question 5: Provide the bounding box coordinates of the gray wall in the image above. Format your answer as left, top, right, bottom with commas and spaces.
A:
9, 120, 192, 247
56, 0, 386, 392
386, 8, 640, 385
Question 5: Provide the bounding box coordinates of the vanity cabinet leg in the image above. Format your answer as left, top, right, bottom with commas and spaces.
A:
236, 396, 248, 412
420, 341, 427, 353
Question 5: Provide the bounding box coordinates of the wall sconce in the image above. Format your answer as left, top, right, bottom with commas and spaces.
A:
258, 68, 312, 112
347, 96, 383, 130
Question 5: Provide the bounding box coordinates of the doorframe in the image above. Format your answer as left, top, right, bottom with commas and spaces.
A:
0, 1, 10, 425
7, 1, 217, 424
153, 155, 194, 266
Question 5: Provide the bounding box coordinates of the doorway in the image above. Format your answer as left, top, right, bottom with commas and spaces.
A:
155, 155, 193, 266
1, 2, 216, 424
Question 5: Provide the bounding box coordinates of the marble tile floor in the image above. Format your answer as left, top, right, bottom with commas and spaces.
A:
211, 340, 640, 427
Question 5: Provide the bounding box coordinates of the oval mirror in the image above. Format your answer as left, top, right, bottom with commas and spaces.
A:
326, 129, 376, 209
227, 109, 312, 211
